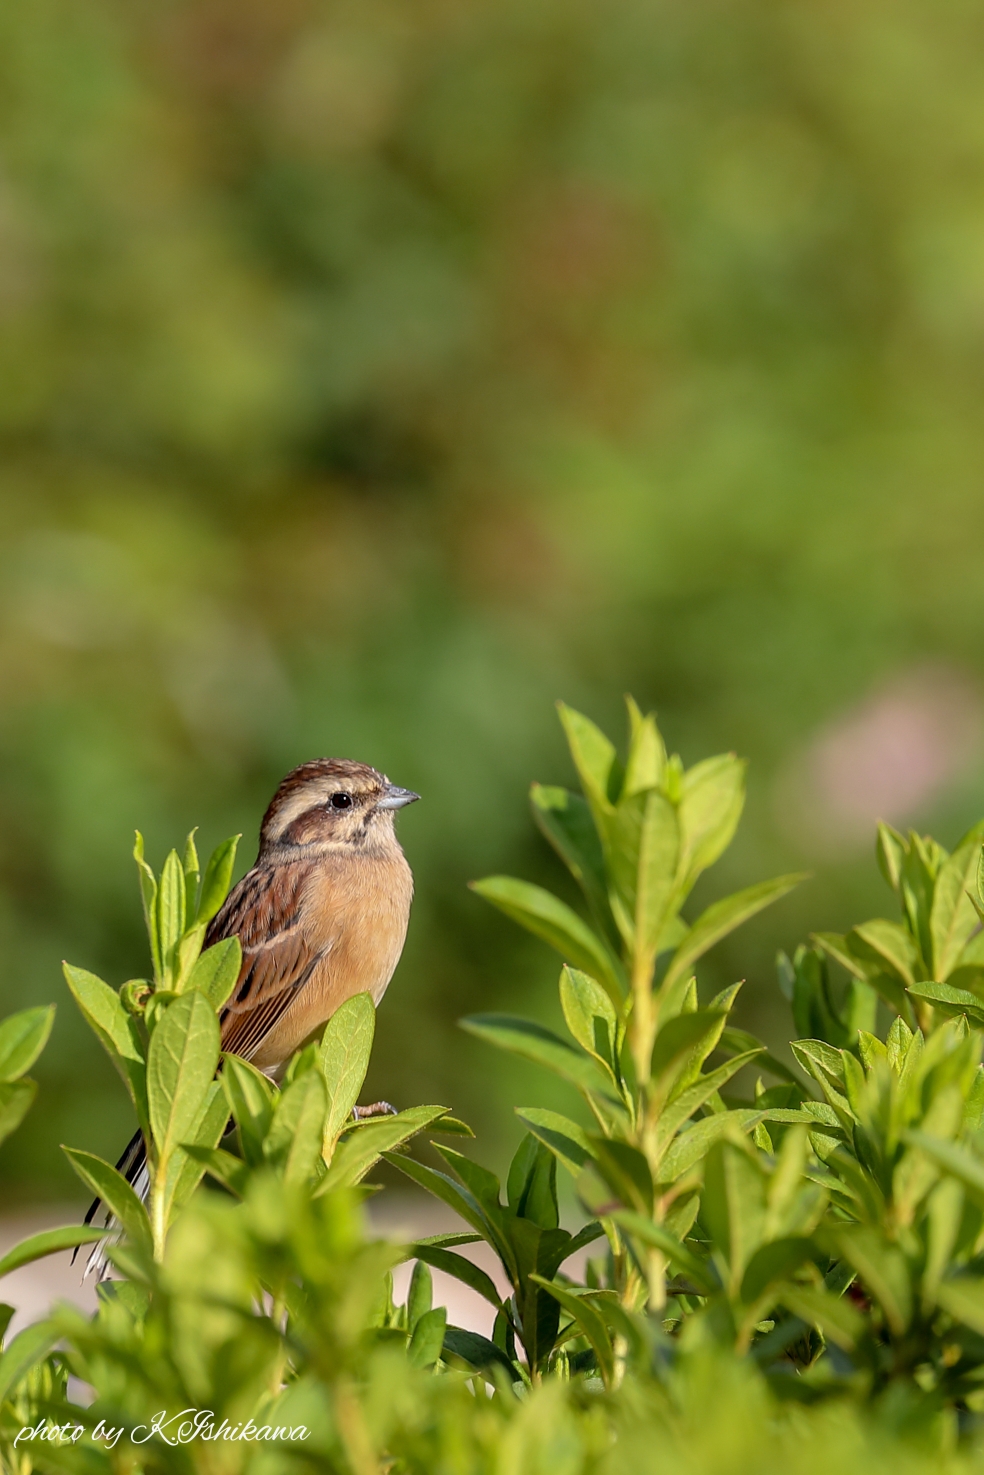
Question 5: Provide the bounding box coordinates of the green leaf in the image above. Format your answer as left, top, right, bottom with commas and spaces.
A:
907, 981, 984, 1027
470, 877, 622, 1000
589, 1137, 653, 1214
677, 754, 746, 890
905, 1131, 984, 1204
266, 1070, 329, 1184
530, 1277, 615, 1388
830, 1226, 912, 1336
407, 1260, 432, 1331
662, 876, 806, 995
516, 1108, 594, 1178
0, 1320, 58, 1404
660, 1109, 763, 1182
877, 823, 906, 896
0, 1006, 54, 1082
623, 697, 666, 794
133, 831, 160, 981
850, 919, 918, 987
530, 784, 611, 929
931, 833, 984, 980
777, 1284, 863, 1351
608, 1211, 717, 1294
936, 1278, 984, 1336
320, 1105, 450, 1192
171, 1080, 231, 1210
461, 1014, 620, 1102
740, 1236, 817, 1306
147, 991, 221, 1167
655, 1049, 765, 1152
383, 1153, 516, 1280
196, 835, 241, 926
0, 1080, 36, 1147
223, 1055, 277, 1166
651, 1010, 727, 1100
559, 966, 619, 1078
557, 703, 621, 828
183, 829, 200, 896
443, 1144, 507, 1219
441, 1326, 515, 1378
182, 1144, 249, 1198
62, 964, 148, 1132
0, 1224, 105, 1280
408, 1306, 447, 1369
702, 1141, 766, 1293
606, 788, 678, 955
409, 1244, 503, 1310
320, 992, 376, 1153
155, 849, 187, 979
185, 937, 242, 1012
62, 1147, 152, 1255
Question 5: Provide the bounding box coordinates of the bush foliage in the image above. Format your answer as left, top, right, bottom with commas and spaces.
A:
6, 702, 984, 1470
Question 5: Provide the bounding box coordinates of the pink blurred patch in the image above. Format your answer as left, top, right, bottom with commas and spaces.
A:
776, 665, 983, 853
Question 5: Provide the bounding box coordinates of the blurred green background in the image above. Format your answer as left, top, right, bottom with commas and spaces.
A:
4, 0, 984, 1199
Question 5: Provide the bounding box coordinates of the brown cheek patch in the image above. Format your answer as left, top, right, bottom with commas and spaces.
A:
281, 809, 330, 846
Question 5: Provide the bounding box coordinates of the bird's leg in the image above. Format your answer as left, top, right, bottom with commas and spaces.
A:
351, 1101, 398, 1120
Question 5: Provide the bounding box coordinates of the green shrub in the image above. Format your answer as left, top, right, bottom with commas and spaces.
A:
5, 701, 984, 1470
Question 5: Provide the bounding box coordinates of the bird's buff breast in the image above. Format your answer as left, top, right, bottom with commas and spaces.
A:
248, 846, 413, 1074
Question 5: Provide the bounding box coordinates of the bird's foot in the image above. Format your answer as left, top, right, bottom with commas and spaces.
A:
352, 1100, 398, 1120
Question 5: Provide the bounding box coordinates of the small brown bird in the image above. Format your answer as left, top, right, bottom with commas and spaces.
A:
211, 757, 418, 1076
84, 758, 418, 1272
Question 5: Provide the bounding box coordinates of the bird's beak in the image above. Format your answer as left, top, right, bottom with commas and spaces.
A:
377, 784, 420, 810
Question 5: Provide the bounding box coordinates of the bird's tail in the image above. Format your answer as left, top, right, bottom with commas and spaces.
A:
76, 1128, 149, 1282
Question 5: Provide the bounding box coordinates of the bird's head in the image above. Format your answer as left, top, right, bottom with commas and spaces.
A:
258, 758, 419, 855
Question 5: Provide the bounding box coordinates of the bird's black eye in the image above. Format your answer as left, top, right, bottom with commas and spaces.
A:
330, 792, 352, 810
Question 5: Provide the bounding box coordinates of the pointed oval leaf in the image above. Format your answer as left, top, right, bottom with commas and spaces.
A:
196, 835, 241, 926
678, 754, 746, 889
185, 937, 242, 1012
155, 849, 186, 979
222, 1054, 277, 1166
266, 1070, 329, 1184
932, 831, 984, 980
147, 992, 220, 1166
320, 992, 376, 1151
557, 703, 621, 825
559, 967, 619, 1076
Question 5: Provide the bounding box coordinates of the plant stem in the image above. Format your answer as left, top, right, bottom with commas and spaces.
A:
151, 1166, 167, 1262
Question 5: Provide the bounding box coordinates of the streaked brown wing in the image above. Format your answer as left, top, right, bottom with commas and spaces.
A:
206, 860, 326, 1062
